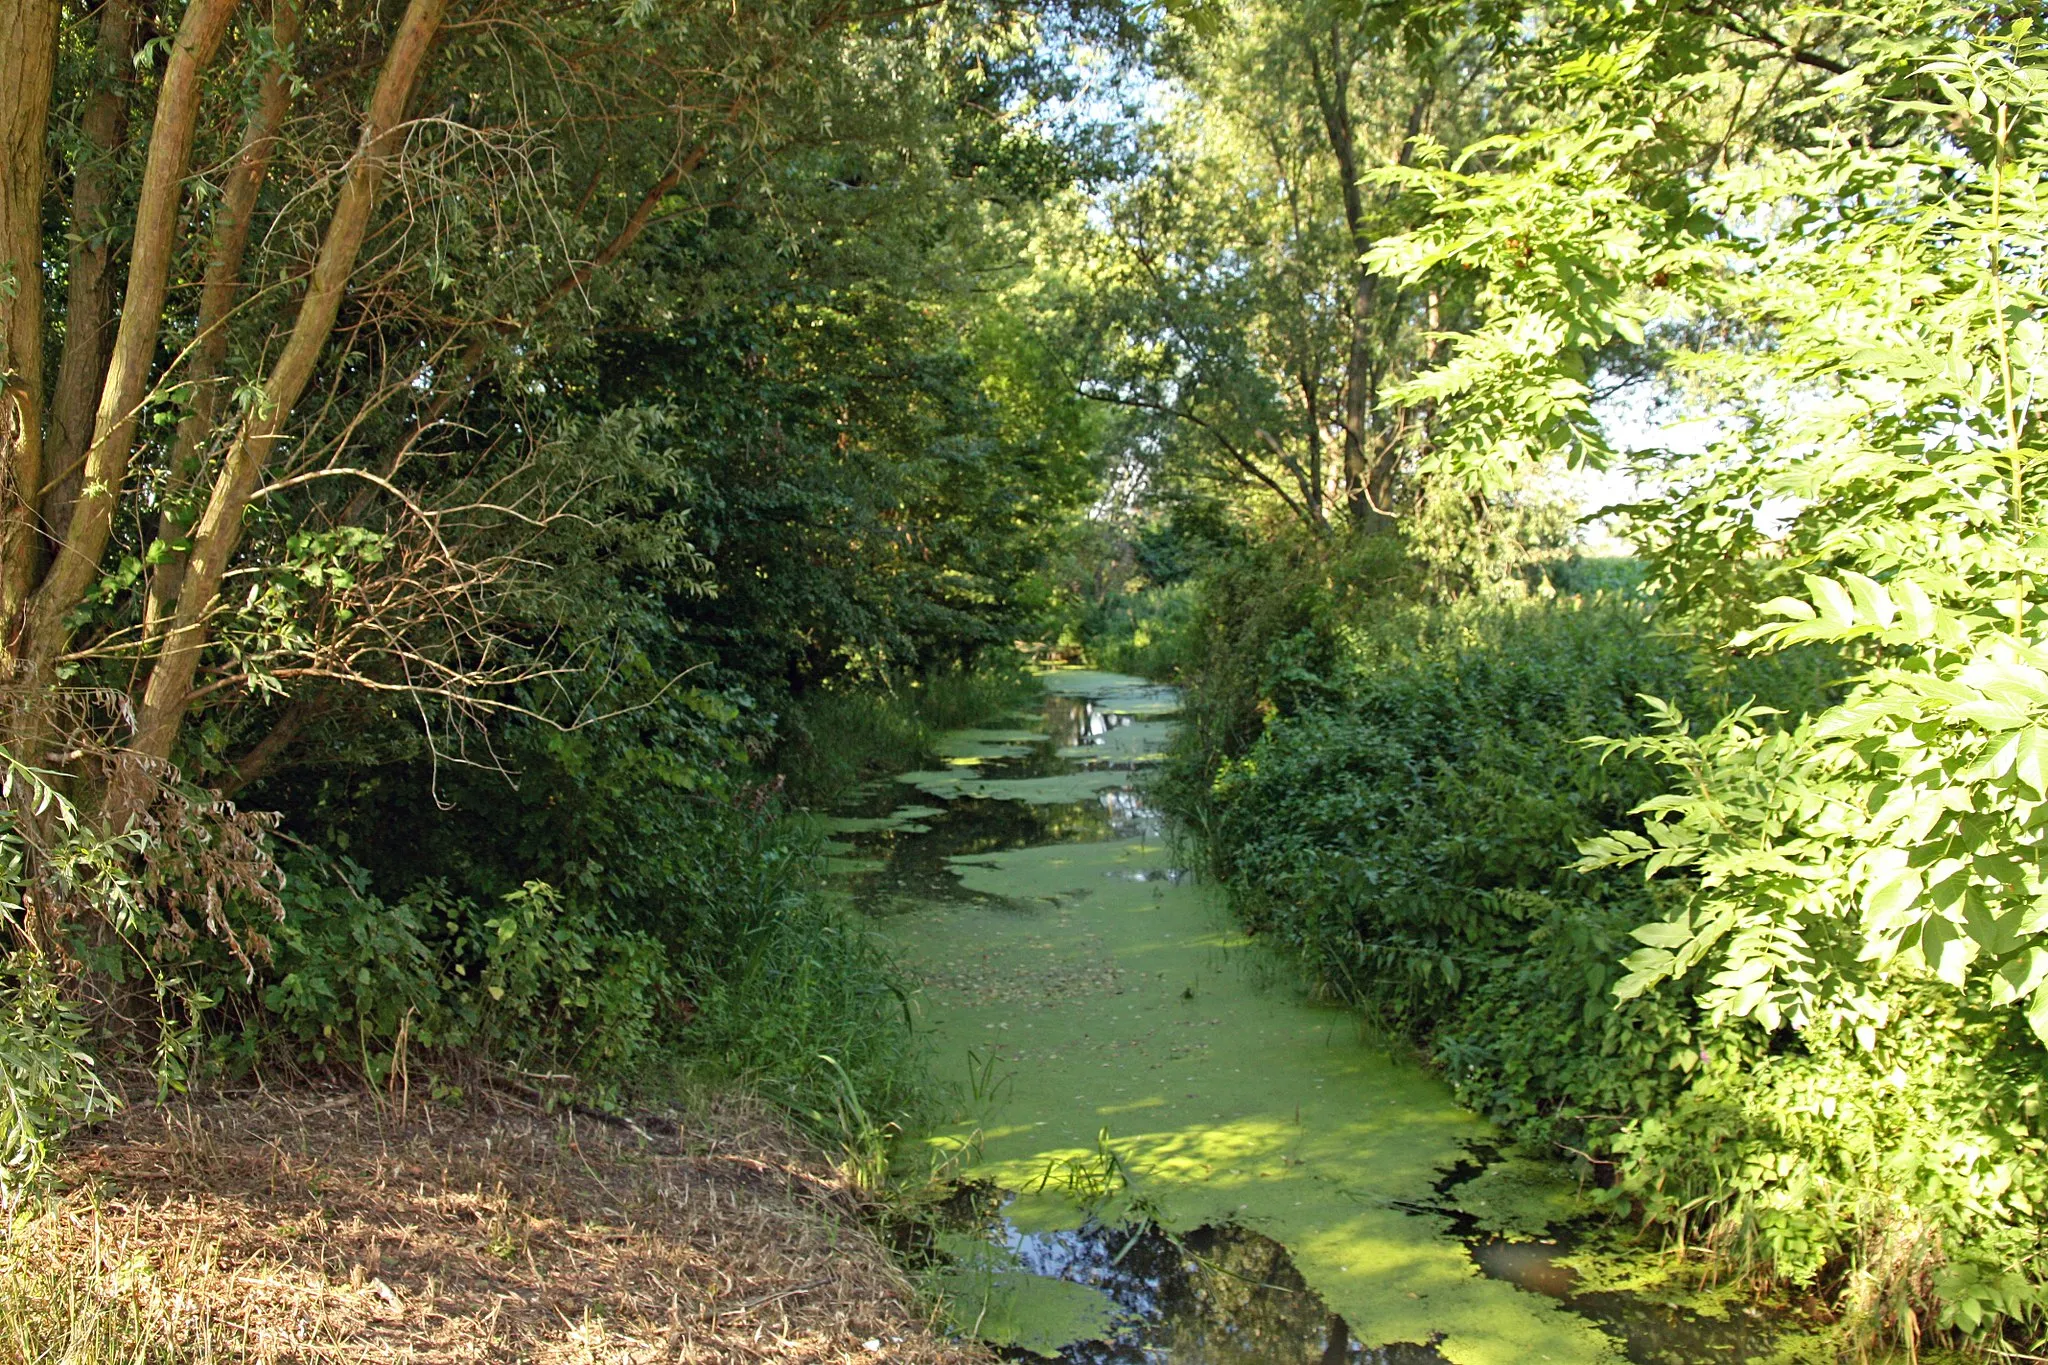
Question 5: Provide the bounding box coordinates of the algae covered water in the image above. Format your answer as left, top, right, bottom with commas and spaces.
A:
824, 671, 1799, 1365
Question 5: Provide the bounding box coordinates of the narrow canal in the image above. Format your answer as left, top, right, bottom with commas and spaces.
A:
822, 671, 1800, 1365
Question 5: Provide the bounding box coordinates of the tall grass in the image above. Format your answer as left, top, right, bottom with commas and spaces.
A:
665, 810, 935, 1161
776, 658, 1041, 805
0, 1204, 225, 1364
0, 1273, 183, 1364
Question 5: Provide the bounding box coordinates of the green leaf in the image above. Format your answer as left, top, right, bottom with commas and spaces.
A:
1613, 970, 1664, 1001
1807, 574, 1856, 626
2029, 985, 2048, 1047
1992, 949, 2048, 1006
1862, 866, 1922, 923
1760, 595, 1817, 621
1630, 917, 1694, 949
1622, 946, 1677, 974
2016, 728, 2048, 795
1842, 572, 1895, 627
1895, 578, 1938, 636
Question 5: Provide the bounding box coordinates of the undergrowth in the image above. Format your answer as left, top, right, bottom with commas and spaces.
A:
0, 671, 959, 1194
775, 657, 1042, 806
1154, 540, 2048, 1350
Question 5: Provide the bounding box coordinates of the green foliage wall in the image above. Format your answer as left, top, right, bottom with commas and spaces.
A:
1163, 546, 2048, 1343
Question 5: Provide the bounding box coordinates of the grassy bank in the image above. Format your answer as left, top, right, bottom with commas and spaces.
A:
0, 1085, 982, 1364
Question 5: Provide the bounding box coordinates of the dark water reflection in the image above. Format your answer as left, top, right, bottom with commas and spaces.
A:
1464, 1237, 1781, 1365
830, 695, 1164, 913
1000, 1221, 1447, 1365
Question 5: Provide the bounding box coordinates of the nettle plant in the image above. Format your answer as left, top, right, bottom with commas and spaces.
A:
1578, 30, 2048, 1046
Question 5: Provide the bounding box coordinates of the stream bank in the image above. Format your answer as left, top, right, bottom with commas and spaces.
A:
824, 670, 1822, 1365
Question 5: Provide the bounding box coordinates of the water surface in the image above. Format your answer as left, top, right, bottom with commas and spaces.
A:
829, 671, 1794, 1365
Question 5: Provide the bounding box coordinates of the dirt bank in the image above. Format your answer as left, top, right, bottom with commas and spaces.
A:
1, 1085, 983, 1364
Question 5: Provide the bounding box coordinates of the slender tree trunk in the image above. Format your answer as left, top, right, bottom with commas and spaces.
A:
0, 0, 62, 647
19, 0, 241, 687
1299, 371, 1324, 526
145, 0, 302, 641
44, 0, 142, 559
112, 0, 448, 821
1305, 24, 1385, 530
1342, 270, 1380, 527
1359, 88, 1437, 528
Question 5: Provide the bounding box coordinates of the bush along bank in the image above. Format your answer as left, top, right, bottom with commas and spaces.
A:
0, 654, 1050, 1198
0, 682, 943, 1202
1159, 556, 2048, 1351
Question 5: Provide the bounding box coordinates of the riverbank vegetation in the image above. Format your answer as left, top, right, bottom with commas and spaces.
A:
1, 0, 2045, 1355
0, 0, 1123, 1195
1106, 0, 2048, 1351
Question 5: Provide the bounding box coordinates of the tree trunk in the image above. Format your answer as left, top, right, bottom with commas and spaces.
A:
1305, 24, 1386, 531
1299, 371, 1324, 526
44, 0, 142, 561
112, 0, 448, 822
1343, 270, 1382, 528
219, 695, 316, 798
20, 0, 241, 687
144, 0, 303, 642
0, 0, 61, 645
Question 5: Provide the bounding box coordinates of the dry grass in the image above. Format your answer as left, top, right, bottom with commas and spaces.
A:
0, 1084, 986, 1364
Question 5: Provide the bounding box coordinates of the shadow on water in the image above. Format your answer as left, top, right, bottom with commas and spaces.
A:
1422, 1158, 1785, 1365
835, 794, 1115, 912
1462, 1234, 1781, 1364
830, 695, 1165, 914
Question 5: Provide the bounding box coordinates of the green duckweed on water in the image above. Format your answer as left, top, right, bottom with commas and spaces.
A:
842, 670, 1830, 1364
823, 804, 946, 836
934, 729, 1046, 762
1450, 1155, 1591, 1243
1054, 715, 1174, 765
894, 767, 1136, 804
1038, 670, 1183, 716
894, 833, 1619, 1364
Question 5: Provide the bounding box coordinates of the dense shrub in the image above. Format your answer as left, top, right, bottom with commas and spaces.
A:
1180, 593, 1745, 1043
199, 677, 939, 1136
260, 863, 667, 1094
1163, 553, 2048, 1340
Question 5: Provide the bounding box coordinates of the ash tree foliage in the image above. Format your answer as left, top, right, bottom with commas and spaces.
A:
1139, 0, 2048, 1350
1575, 34, 2048, 1036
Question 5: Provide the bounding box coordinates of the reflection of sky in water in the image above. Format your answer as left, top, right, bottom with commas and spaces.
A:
1049, 696, 1134, 749
1097, 784, 1164, 841
990, 1218, 1445, 1365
